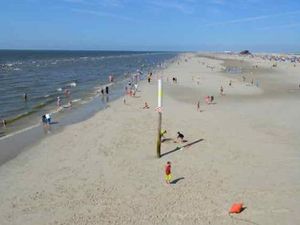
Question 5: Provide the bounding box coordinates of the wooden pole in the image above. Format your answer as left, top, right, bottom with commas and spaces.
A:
156, 78, 162, 158
157, 111, 162, 158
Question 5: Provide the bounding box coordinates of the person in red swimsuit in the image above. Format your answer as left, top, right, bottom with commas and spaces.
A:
165, 161, 172, 184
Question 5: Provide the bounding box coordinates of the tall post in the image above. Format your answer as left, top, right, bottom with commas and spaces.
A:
156, 78, 162, 158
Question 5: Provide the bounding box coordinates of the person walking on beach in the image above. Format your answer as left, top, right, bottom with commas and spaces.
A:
220, 86, 224, 96
2, 119, 7, 128
165, 161, 172, 184
105, 86, 109, 95
147, 74, 151, 83
197, 100, 200, 111
42, 115, 49, 133
56, 97, 61, 108
45, 113, 51, 125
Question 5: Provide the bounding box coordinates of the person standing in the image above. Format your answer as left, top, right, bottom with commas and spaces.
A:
23, 93, 28, 101
56, 97, 61, 107
220, 86, 224, 96
165, 161, 172, 184
2, 119, 7, 128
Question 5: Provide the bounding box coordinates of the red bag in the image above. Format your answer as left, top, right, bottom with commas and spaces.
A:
229, 203, 243, 214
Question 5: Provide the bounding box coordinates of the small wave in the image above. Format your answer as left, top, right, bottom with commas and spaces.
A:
67, 82, 77, 87
6, 111, 37, 124
57, 88, 63, 92
13, 68, 21, 71
71, 98, 81, 103
80, 100, 90, 104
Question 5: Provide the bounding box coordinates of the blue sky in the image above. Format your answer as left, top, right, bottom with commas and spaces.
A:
1, 0, 300, 52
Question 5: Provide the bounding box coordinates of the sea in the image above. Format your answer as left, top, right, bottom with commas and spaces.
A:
0, 50, 177, 140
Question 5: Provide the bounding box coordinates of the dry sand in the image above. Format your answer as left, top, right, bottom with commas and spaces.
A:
0, 53, 299, 225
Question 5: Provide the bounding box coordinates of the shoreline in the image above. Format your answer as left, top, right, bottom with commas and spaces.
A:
0, 56, 176, 166
0, 51, 178, 138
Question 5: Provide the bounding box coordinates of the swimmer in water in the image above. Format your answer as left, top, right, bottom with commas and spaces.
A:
23, 93, 28, 101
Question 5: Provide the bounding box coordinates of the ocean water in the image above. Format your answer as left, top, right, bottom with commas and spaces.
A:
0, 50, 177, 137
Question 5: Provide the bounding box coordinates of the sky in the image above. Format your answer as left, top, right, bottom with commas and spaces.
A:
0, 0, 300, 52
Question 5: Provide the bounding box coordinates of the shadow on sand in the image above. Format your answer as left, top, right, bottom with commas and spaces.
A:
170, 177, 185, 184
230, 207, 261, 225
161, 138, 204, 157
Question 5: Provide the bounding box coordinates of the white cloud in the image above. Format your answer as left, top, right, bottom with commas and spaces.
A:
258, 23, 300, 30
146, 0, 194, 14
71, 8, 134, 21
64, 0, 124, 7
202, 10, 300, 27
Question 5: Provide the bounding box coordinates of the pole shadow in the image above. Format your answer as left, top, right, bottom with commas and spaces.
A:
161, 138, 204, 157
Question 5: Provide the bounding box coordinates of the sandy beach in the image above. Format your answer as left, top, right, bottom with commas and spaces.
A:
0, 53, 299, 225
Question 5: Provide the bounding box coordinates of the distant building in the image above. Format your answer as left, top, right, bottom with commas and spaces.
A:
239, 50, 252, 55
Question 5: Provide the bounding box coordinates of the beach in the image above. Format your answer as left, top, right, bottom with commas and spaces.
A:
0, 53, 299, 225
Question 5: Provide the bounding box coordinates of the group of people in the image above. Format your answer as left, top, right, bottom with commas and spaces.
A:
162, 131, 185, 185
125, 82, 138, 97
160, 129, 185, 143
100, 86, 110, 95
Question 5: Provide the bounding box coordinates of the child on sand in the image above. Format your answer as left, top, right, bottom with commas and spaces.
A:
165, 161, 172, 184
160, 129, 167, 138
176, 131, 184, 143
143, 102, 149, 109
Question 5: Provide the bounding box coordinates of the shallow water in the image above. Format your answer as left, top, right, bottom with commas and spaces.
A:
0, 50, 177, 136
